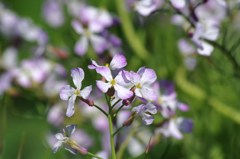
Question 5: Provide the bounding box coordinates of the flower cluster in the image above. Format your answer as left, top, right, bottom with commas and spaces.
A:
43, 0, 122, 56
52, 54, 192, 158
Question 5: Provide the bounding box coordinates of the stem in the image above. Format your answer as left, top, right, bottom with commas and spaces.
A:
93, 104, 108, 117
206, 40, 240, 71
87, 152, 103, 159
112, 99, 121, 109
168, 1, 195, 28
17, 133, 25, 159
114, 104, 125, 117
105, 94, 111, 112
108, 114, 117, 159
115, 0, 150, 60
113, 125, 124, 137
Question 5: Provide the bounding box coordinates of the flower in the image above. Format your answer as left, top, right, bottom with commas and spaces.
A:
71, 6, 113, 56
153, 80, 189, 118
123, 67, 157, 101
52, 125, 88, 154
96, 67, 133, 99
128, 0, 163, 16
43, 0, 65, 27
191, 20, 219, 56
132, 102, 157, 125
60, 68, 92, 117
155, 117, 193, 139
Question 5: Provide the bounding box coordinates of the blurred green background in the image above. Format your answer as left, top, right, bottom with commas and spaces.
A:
1, 0, 240, 159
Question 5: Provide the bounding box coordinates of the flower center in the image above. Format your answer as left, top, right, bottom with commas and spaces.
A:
74, 89, 81, 96
110, 79, 116, 86
105, 63, 109, 67
84, 29, 92, 37
158, 97, 163, 104
136, 83, 142, 89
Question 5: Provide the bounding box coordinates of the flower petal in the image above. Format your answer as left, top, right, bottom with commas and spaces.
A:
52, 141, 62, 153
145, 103, 157, 114
197, 41, 214, 56
96, 67, 112, 81
114, 84, 133, 99
138, 68, 157, 85
64, 124, 76, 137
60, 85, 74, 100
169, 119, 183, 139
72, 20, 84, 34
110, 54, 127, 70
138, 86, 157, 101
88, 59, 100, 70
142, 113, 154, 125
90, 35, 107, 54
170, 0, 186, 8
75, 36, 88, 56
96, 80, 111, 93
66, 95, 77, 117
55, 133, 65, 140
71, 68, 84, 89
81, 85, 92, 99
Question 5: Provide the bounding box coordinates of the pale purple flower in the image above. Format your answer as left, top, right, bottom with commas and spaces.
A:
47, 103, 65, 127
128, 0, 163, 16
16, 19, 48, 55
1, 47, 18, 69
43, 0, 64, 27
155, 117, 193, 139
178, 39, 197, 70
88, 54, 127, 70
0, 8, 19, 36
52, 125, 88, 154
133, 102, 157, 125
170, 0, 186, 8
155, 118, 183, 139
72, 20, 108, 56
101, 31, 123, 55
191, 21, 219, 56
60, 68, 92, 117
14, 58, 52, 88
96, 67, 133, 99
52, 125, 76, 153
123, 67, 157, 101
72, 6, 113, 56
153, 81, 189, 118
0, 72, 14, 95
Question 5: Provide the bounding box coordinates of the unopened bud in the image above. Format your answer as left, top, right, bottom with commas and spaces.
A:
72, 144, 88, 155
80, 98, 94, 106
106, 87, 115, 97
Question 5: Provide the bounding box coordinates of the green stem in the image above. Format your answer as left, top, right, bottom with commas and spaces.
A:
113, 125, 125, 137
105, 94, 111, 112
93, 104, 108, 117
108, 114, 117, 159
112, 99, 121, 109
115, 0, 150, 60
87, 152, 103, 159
114, 104, 125, 117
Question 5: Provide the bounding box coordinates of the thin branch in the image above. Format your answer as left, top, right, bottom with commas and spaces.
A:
93, 104, 108, 117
